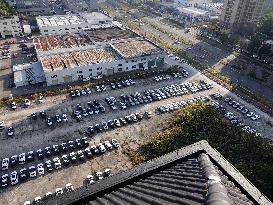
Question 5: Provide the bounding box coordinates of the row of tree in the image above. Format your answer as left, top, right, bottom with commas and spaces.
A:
0, 0, 13, 16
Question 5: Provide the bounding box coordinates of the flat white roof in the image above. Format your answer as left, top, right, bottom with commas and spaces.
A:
178, 7, 208, 16
36, 12, 112, 28
36, 15, 85, 28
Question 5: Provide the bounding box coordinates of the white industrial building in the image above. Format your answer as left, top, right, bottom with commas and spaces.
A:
13, 63, 46, 87
0, 16, 23, 38
38, 39, 164, 86
177, 7, 209, 23
36, 12, 113, 35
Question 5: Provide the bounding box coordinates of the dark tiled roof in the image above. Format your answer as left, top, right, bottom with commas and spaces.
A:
40, 141, 272, 205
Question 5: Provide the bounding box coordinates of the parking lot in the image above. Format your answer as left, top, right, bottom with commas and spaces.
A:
0, 58, 272, 204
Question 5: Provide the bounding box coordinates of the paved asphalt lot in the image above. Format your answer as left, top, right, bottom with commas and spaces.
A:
0, 57, 272, 204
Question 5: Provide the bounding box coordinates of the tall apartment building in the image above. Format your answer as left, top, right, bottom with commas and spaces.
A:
220, 0, 273, 32
0, 16, 23, 38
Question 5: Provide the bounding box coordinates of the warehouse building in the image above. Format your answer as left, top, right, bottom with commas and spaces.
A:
36, 12, 113, 35
39, 39, 164, 86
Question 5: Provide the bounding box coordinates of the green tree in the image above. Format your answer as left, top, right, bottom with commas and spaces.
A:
257, 12, 273, 37
0, 0, 13, 16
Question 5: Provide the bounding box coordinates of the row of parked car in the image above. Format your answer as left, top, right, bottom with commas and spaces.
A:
24, 169, 113, 205
73, 100, 106, 122
103, 81, 213, 112
9, 96, 44, 110
70, 79, 136, 98
1, 137, 90, 171
224, 97, 260, 121
157, 95, 210, 113
87, 112, 152, 135
211, 101, 262, 137
1, 139, 119, 189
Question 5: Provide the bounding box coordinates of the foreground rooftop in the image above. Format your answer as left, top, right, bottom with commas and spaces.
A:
40, 140, 271, 205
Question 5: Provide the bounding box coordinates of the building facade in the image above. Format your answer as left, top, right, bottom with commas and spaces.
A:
43, 54, 164, 86
220, 0, 273, 33
0, 16, 23, 38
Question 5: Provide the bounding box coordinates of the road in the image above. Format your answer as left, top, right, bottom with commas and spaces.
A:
140, 16, 273, 102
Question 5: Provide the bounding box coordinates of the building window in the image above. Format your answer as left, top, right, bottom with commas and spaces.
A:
126, 67, 128, 70
77, 70, 83, 73
51, 75, 57, 78
89, 69, 92, 71
118, 64, 122, 66
44, 30, 48, 32
118, 67, 122, 71
132, 65, 136, 69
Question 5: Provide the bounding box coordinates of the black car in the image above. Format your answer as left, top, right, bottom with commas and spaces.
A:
26, 151, 34, 163
36, 149, 44, 160
44, 147, 53, 157
47, 117, 53, 126
76, 103, 83, 111
40, 111, 47, 119
90, 146, 100, 155
84, 148, 93, 158
87, 126, 95, 134
94, 124, 103, 132
135, 113, 143, 121
61, 155, 70, 166
81, 137, 89, 148
75, 139, 83, 149
60, 143, 68, 153
45, 160, 54, 172
108, 120, 115, 128
31, 113, 37, 120
68, 141, 76, 151
52, 145, 61, 155
10, 155, 18, 167
77, 151, 85, 161
19, 168, 29, 181
70, 91, 76, 98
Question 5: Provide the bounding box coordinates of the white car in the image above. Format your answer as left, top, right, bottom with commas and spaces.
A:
111, 139, 120, 148
86, 175, 95, 184
103, 141, 112, 150
97, 143, 106, 153
10, 171, 18, 185
56, 188, 63, 196
65, 183, 74, 192
29, 166, 37, 178
24, 99, 30, 106
24, 201, 31, 205
37, 163, 45, 175
11, 102, 17, 110
62, 114, 68, 122
34, 196, 41, 203
53, 157, 62, 169
96, 171, 104, 180
38, 95, 44, 103
19, 153, 26, 164
1, 158, 9, 170
45, 192, 53, 199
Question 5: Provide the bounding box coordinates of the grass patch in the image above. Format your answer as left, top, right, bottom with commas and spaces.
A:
139, 103, 273, 201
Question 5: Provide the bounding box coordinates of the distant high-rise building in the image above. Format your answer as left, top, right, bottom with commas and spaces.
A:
220, 0, 273, 33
